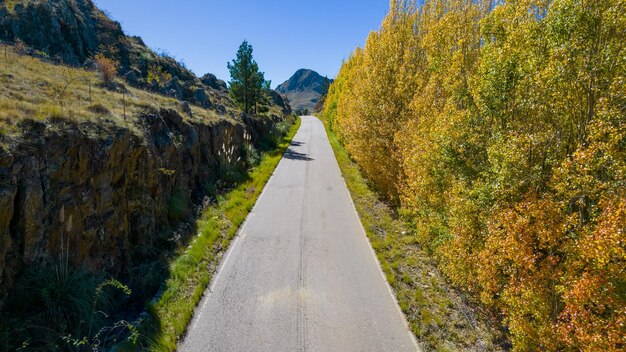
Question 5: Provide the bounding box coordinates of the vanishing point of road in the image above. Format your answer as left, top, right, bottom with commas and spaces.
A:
180, 116, 419, 352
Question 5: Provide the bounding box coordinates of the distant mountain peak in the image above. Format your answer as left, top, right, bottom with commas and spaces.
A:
276, 69, 332, 113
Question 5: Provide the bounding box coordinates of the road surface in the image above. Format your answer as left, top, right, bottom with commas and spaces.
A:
180, 116, 419, 352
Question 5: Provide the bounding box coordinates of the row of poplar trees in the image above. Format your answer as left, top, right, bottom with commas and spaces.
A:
323, 0, 625, 350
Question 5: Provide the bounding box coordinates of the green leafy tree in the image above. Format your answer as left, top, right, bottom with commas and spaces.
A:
227, 41, 268, 114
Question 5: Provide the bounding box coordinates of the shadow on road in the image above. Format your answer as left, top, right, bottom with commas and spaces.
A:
284, 147, 313, 161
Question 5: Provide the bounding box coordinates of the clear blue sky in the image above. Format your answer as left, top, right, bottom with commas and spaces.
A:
93, 0, 390, 87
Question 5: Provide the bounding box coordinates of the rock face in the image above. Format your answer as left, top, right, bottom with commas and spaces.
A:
269, 89, 292, 116
276, 69, 333, 114
201, 73, 228, 92
0, 111, 280, 308
194, 88, 211, 108
0, 0, 113, 65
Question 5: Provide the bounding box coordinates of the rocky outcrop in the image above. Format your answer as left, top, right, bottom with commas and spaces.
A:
0, 110, 280, 308
269, 89, 292, 116
201, 73, 228, 91
0, 0, 118, 65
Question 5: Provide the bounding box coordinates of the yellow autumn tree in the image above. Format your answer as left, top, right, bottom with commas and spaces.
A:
334, 0, 422, 202
324, 0, 626, 350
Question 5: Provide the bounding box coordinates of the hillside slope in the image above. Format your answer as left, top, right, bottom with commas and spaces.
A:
0, 0, 207, 102
0, 0, 290, 113
276, 69, 331, 114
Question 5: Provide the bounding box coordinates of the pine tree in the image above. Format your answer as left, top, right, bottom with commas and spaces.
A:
227, 41, 267, 114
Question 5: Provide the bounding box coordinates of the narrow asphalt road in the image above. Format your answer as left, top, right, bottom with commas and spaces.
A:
180, 116, 419, 352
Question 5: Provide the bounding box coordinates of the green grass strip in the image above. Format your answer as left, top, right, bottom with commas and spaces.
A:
122, 117, 301, 351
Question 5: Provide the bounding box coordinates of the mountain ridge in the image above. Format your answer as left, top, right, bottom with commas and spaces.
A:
276, 69, 332, 114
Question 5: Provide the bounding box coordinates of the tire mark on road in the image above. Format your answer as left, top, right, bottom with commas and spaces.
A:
297, 124, 312, 352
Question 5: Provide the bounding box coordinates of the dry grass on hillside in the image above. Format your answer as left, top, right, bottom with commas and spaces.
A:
0, 44, 233, 139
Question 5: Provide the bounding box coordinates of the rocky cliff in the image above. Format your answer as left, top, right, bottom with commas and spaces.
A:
0, 108, 281, 308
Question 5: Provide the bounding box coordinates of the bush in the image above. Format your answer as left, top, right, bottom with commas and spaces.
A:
146, 64, 172, 87
259, 120, 291, 151
241, 143, 260, 169
217, 160, 246, 185
94, 54, 119, 85
168, 189, 188, 224
0, 257, 131, 351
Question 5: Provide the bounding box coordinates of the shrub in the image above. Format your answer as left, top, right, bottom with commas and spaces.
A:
259, 120, 291, 151
94, 54, 119, 85
168, 189, 188, 224
217, 159, 246, 185
51, 66, 79, 113
146, 64, 171, 87
241, 143, 260, 169
0, 257, 132, 351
